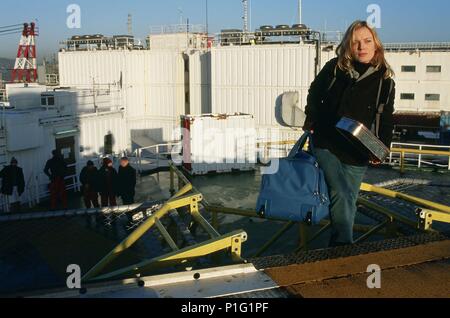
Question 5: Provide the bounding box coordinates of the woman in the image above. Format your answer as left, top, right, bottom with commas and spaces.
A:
303, 21, 395, 246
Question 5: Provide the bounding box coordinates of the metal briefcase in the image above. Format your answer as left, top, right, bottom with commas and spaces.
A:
336, 117, 390, 162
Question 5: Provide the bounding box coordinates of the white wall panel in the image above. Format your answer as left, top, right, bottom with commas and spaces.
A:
211, 44, 318, 130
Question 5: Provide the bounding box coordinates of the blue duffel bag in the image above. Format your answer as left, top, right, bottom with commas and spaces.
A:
256, 131, 330, 225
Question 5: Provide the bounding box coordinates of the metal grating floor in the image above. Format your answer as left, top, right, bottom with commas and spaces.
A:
250, 232, 448, 270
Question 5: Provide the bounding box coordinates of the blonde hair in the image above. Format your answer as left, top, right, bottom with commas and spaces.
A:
336, 20, 394, 79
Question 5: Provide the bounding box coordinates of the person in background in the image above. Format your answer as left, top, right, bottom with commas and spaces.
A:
98, 158, 118, 207
44, 150, 68, 210
0, 157, 25, 213
118, 157, 137, 205
79, 160, 99, 209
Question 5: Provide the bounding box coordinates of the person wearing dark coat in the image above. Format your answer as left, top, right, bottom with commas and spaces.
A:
98, 158, 118, 207
0, 157, 25, 213
303, 21, 396, 247
80, 160, 100, 209
44, 150, 68, 210
117, 157, 137, 205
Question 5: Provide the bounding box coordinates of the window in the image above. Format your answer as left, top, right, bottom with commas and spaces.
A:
426, 65, 441, 73
400, 93, 415, 100
401, 65, 416, 72
47, 96, 55, 106
425, 94, 440, 101
41, 97, 47, 106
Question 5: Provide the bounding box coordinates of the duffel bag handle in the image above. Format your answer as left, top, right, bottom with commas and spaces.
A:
288, 131, 315, 158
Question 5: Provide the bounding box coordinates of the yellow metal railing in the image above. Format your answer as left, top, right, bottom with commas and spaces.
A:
82, 174, 247, 283
84, 161, 450, 283
360, 183, 450, 214
416, 208, 450, 231
390, 147, 450, 173
258, 139, 450, 173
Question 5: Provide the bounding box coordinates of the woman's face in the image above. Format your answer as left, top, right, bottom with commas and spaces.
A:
352, 27, 376, 63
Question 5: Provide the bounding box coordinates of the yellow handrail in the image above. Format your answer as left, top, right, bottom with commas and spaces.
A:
360, 183, 450, 214
390, 148, 450, 157
390, 148, 450, 173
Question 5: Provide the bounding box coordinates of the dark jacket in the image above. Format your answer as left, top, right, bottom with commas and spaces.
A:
117, 165, 137, 197
44, 156, 68, 181
97, 165, 118, 195
80, 166, 100, 192
304, 57, 396, 166
0, 165, 25, 196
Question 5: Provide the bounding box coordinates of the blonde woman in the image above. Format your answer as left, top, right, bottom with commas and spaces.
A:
303, 21, 395, 246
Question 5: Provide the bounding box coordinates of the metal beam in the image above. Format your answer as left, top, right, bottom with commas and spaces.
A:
90, 230, 248, 282
82, 189, 200, 282
254, 221, 295, 257
354, 220, 390, 244
155, 218, 179, 251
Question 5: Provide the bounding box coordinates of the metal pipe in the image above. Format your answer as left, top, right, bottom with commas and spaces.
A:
155, 218, 179, 251
296, 222, 331, 253
354, 220, 390, 244
190, 209, 221, 239
254, 221, 295, 257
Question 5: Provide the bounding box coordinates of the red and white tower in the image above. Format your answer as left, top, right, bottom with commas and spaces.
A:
11, 22, 38, 83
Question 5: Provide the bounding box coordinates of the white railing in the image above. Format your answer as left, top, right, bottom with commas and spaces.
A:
133, 142, 181, 173
149, 24, 206, 35
389, 142, 450, 170
385, 42, 450, 51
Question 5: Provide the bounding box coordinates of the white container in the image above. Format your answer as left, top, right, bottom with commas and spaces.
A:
211, 44, 318, 129
181, 113, 256, 175
6, 83, 47, 110
59, 50, 185, 118
59, 50, 185, 142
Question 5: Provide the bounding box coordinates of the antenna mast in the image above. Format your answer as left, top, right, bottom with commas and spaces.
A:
127, 14, 132, 35
298, 0, 302, 24
242, 0, 249, 33
11, 22, 38, 83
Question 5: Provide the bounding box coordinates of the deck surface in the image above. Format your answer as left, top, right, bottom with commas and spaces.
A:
264, 240, 450, 298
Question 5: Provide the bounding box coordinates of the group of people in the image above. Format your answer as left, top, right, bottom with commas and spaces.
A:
80, 156, 137, 209
0, 149, 137, 213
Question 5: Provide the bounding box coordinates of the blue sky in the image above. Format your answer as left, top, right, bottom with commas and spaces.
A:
0, 0, 449, 59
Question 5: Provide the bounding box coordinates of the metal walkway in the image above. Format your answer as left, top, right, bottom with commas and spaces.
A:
2, 165, 450, 297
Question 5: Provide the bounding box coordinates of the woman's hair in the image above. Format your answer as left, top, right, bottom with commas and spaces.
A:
336, 20, 394, 79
